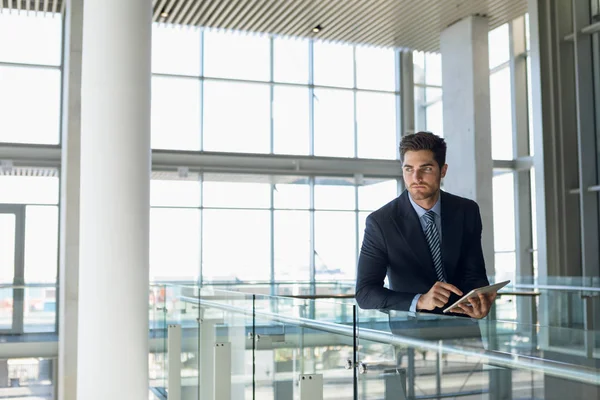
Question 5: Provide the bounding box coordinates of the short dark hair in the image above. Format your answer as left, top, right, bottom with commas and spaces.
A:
399, 131, 447, 168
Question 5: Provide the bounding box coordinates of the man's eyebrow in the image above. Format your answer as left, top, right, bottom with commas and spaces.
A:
403, 163, 434, 168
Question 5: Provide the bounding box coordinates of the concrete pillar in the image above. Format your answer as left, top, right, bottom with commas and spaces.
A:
58, 0, 84, 398
77, 0, 151, 399
440, 15, 495, 276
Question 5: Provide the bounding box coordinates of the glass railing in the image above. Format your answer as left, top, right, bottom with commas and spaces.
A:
0, 283, 57, 334
151, 284, 599, 399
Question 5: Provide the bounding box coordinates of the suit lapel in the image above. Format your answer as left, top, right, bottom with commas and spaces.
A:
391, 191, 437, 280
440, 191, 463, 280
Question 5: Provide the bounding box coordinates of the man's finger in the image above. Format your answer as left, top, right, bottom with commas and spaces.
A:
438, 282, 463, 296
433, 295, 449, 305
457, 304, 474, 317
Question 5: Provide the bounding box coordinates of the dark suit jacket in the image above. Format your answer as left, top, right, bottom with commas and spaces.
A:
355, 190, 489, 313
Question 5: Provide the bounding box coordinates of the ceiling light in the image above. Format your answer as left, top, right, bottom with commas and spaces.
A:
312, 25, 323, 33
160, 12, 169, 18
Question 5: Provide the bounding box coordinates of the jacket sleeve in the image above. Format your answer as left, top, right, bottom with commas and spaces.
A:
355, 214, 418, 311
458, 201, 490, 293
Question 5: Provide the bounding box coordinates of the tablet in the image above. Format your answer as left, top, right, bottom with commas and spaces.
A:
443, 280, 510, 313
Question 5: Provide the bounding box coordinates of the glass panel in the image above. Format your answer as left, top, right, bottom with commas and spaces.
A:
0, 176, 59, 204
150, 208, 201, 282
413, 51, 425, 84
495, 251, 516, 284
273, 85, 309, 155
0, 13, 62, 66
426, 101, 443, 136
152, 24, 201, 75
151, 179, 201, 207
313, 41, 354, 88
314, 211, 356, 280
489, 23, 510, 69
149, 284, 168, 391
425, 52, 442, 86
0, 213, 16, 284
202, 210, 270, 281
273, 37, 309, 84
24, 206, 58, 283
203, 30, 270, 81
356, 92, 397, 159
24, 285, 56, 333
0, 288, 13, 330
527, 55, 534, 155
490, 67, 514, 159
151, 76, 201, 150
273, 178, 310, 209
358, 179, 397, 211
203, 175, 271, 209
203, 80, 270, 153
493, 172, 516, 252
313, 88, 354, 157
0, 66, 61, 144
355, 46, 395, 91
274, 210, 310, 281
314, 177, 355, 210
0, 357, 56, 394
358, 211, 370, 259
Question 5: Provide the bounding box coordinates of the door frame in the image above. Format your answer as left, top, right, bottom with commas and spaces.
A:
0, 204, 26, 334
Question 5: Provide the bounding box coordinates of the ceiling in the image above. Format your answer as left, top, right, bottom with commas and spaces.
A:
1, 0, 528, 51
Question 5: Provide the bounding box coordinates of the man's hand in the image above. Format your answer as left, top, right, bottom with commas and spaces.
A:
417, 282, 463, 311
452, 292, 497, 319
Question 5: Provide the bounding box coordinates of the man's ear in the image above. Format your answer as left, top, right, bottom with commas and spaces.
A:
441, 164, 448, 178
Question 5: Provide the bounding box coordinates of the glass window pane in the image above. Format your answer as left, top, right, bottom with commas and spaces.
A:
313, 88, 354, 157
495, 252, 516, 284
315, 211, 356, 280
356, 92, 397, 159
314, 177, 355, 210
24, 206, 58, 283
273, 85, 309, 155
493, 172, 516, 252
355, 46, 395, 91
203, 175, 271, 208
358, 211, 370, 256
489, 24, 510, 69
425, 52, 442, 86
426, 101, 443, 136
203, 209, 270, 281
413, 51, 425, 84
313, 41, 354, 88
490, 67, 514, 160
273, 37, 309, 84
204, 30, 270, 81
274, 210, 310, 281
150, 208, 200, 281
0, 67, 61, 144
0, 214, 16, 284
358, 179, 397, 211
527, 56, 534, 156
151, 180, 201, 207
151, 76, 201, 150
203, 81, 270, 153
0, 13, 62, 66
0, 176, 59, 204
152, 24, 201, 75
274, 178, 310, 209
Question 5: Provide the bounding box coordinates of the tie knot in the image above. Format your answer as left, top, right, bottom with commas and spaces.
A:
424, 210, 436, 224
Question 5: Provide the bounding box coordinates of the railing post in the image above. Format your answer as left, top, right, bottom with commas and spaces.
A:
299, 374, 323, 400
199, 318, 222, 400
167, 324, 182, 400
214, 342, 231, 400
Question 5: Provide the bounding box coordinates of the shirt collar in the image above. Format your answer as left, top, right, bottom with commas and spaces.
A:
408, 192, 442, 219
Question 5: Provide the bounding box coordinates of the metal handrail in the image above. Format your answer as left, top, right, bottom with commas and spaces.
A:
180, 294, 600, 386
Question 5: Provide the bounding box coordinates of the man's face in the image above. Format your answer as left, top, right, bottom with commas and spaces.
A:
402, 150, 447, 201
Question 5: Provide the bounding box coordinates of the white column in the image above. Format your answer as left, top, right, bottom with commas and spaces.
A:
58, 1, 84, 399
77, 0, 151, 399
440, 15, 495, 276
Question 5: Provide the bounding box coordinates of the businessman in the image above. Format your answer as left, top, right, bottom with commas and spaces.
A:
355, 131, 495, 319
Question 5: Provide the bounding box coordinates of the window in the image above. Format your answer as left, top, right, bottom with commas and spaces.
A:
493, 172, 517, 280
355, 46, 395, 91
358, 179, 398, 211
273, 37, 309, 84
274, 210, 310, 281
203, 81, 270, 153
313, 88, 354, 157
152, 24, 201, 76
490, 67, 514, 159
273, 85, 310, 155
203, 174, 271, 209
151, 179, 201, 207
0, 176, 59, 204
151, 76, 201, 150
274, 178, 310, 209
314, 177, 355, 210
489, 24, 510, 69
315, 211, 356, 280
203, 30, 270, 81
313, 41, 354, 88
356, 92, 397, 159
413, 51, 443, 134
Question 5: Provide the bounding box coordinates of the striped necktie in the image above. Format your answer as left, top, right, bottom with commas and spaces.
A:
424, 210, 446, 282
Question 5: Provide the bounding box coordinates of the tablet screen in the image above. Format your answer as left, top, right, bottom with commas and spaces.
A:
443, 280, 511, 313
